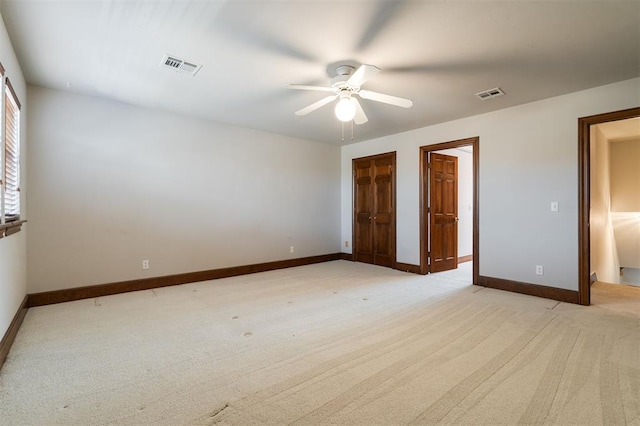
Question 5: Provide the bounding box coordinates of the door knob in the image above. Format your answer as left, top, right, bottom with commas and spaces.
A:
455, 217, 459, 222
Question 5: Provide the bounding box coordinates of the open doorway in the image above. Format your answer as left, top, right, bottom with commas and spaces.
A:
578, 107, 640, 305
420, 137, 479, 285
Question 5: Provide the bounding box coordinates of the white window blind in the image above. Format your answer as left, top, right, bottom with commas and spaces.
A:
3, 79, 20, 221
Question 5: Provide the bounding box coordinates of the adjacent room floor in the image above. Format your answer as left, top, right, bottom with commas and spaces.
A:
1, 260, 638, 425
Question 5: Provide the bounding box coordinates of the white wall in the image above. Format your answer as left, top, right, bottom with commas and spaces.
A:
342, 78, 640, 291
612, 213, 640, 269
590, 126, 620, 284
610, 138, 640, 212
610, 137, 640, 269
27, 86, 340, 293
436, 148, 473, 258
0, 12, 27, 338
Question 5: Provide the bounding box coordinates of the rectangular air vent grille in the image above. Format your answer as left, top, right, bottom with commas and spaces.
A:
475, 87, 505, 100
161, 54, 202, 76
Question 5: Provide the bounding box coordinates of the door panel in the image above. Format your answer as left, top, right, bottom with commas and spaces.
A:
373, 157, 393, 267
353, 153, 395, 268
430, 153, 458, 272
354, 159, 374, 264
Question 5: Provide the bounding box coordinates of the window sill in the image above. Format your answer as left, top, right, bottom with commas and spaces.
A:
0, 219, 26, 238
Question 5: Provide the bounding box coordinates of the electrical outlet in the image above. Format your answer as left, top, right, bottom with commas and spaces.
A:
536, 265, 544, 275
142, 260, 150, 270
290, 246, 294, 253
550, 201, 559, 212
345, 240, 349, 248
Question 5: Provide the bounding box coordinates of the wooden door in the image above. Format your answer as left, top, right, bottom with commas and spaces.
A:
372, 156, 394, 267
353, 153, 395, 267
354, 158, 374, 264
429, 153, 458, 272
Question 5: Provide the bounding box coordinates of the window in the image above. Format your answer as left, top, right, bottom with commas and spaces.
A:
0, 62, 23, 238
3, 78, 21, 221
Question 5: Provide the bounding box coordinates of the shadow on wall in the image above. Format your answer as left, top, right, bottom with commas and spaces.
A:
621, 267, 640, 286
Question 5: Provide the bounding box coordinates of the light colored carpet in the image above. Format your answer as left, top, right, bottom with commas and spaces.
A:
1, 261, 638, 425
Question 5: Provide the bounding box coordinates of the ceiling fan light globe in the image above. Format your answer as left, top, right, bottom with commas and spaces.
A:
335, 97, 356, 122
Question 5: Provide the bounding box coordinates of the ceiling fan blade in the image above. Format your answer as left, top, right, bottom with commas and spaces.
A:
352, 98, 368, 125
288, 84, 336, 93
294, 95, 337, 116
355, 0, 409, 50
359, 90, 413, 108
347, 64, 380, 87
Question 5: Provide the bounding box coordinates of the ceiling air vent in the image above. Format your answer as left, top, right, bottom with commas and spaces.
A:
475, 87, 505, 100
160, 54, 202, 76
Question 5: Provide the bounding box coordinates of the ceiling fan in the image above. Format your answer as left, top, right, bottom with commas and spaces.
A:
289, 64, 413, 124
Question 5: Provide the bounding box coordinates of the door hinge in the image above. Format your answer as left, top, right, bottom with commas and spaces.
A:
427, 207, 430, 213
427, 163, 432, 169
427, 251, 431, 258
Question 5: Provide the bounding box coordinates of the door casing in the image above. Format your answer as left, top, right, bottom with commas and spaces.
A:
420, 137, 479, 285
577, 106, 640, 306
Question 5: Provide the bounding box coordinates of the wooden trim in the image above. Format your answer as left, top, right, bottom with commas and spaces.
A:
479, 276, 579, 304
5, 77, 21, 110
351, 157, 359, 266
577, 107, 640, 306
0, 295, 28, 371
391, 152, 397, 269
395, 262, 422, 274
340, 252, 354, 261
420, 137, 479, 284
28, 253, 343, 307
458, 255, 473, 263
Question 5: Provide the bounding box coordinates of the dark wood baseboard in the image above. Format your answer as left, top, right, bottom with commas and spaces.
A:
395, 262, 422, 274
341, 255, 421, 274
478, 276, 579, 304
458, 255, 473, 263
28, 253, 343, 307
0, 295, 28, 371
340, 253, 354, 261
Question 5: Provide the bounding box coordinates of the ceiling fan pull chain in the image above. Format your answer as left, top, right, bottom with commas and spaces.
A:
351, 120, 354, 140
341, 121, 345, 142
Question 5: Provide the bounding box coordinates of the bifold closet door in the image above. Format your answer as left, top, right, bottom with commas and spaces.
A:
353, 152, 395, 268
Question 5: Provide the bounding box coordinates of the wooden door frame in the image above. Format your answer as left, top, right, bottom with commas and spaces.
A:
352, 151, 397, 268
577, 107, 640, 306
420, 137, 479, 285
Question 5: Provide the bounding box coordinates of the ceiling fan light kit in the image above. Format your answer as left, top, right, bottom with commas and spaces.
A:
289, 63, 414, 128
335, 95, 357, 122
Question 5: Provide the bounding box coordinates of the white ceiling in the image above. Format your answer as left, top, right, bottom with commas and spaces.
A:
1, 0, 639, 145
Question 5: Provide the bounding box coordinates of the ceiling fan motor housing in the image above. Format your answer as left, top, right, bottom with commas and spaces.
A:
331, 65, 356, 89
